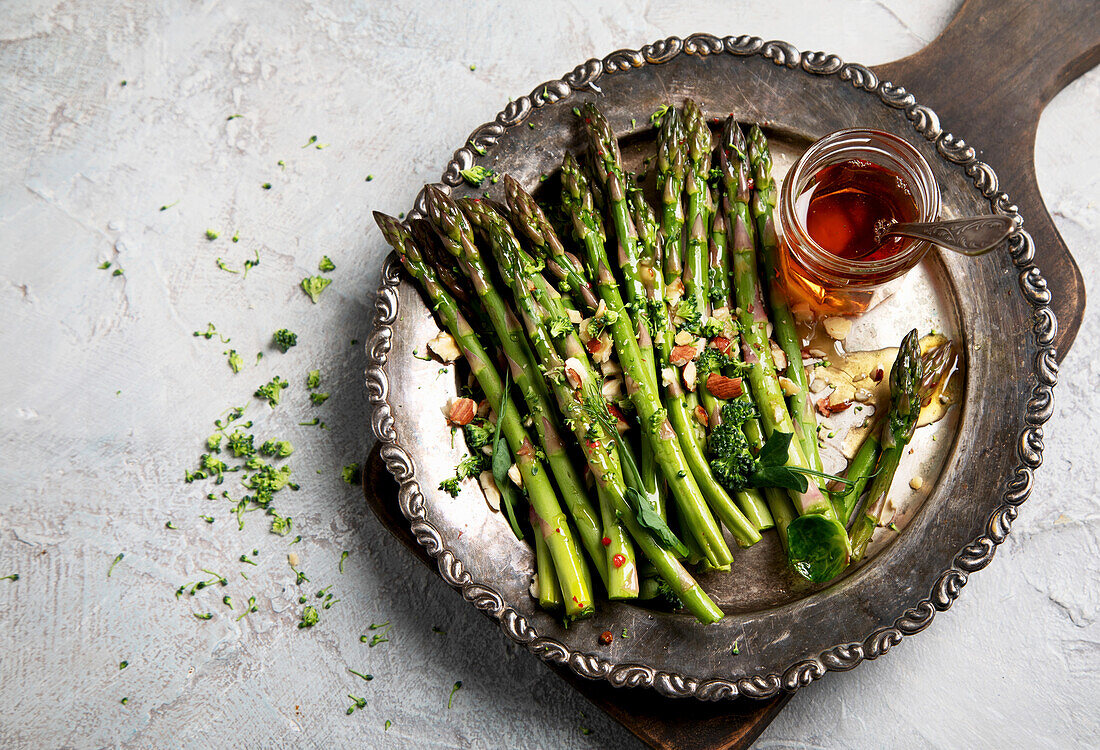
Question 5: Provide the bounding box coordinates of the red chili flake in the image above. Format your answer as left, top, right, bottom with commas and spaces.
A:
612, 554, 626, 569
602, 537, 611, 547
599, 630, 613, 645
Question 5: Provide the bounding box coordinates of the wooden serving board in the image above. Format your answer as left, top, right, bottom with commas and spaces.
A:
362, 1, 1094, 747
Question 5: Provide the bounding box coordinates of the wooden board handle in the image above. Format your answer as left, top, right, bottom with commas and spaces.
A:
873, 0, 1099, 360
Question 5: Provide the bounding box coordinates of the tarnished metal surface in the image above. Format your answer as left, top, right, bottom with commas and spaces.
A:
365, 34, 1056, 699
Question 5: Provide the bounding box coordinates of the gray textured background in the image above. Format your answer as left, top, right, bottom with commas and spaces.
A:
2, 1, 1097, 748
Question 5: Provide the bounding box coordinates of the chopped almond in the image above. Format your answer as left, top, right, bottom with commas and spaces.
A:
479, 471, 501, 512
427, 331, 462, 362
661, 367, 676, 388
694, 405, 709, 428
770, 341, 788, 372
816, 396, 852, 417
607, 403, 630, 434
567, 308, 583, 325
674, 330, 695, 346
682, 361, 698, 392
706, 373, 743, 400
447, 397, 477, 426
823, 317, 852, 340
710, 336, 734, 355
778, 376, 800, 397
669, 344, 697, 366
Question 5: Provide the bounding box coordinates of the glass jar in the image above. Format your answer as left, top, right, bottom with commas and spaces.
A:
776, 128, 941, 315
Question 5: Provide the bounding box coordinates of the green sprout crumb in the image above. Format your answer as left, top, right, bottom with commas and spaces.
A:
385, 720, 391, 731
225, 349, 244, 373
1, 574, 19, 582
341, 464, 361, 484
339, 550, 350, 573
232, 232, 239, 243
309, 392, 330, 405
262, 183, 272, 190
348, 668, 373, 681
459, 166, 492, 187
447, 681, 463, 709
346, 694, 367, 715
121, 697, 129, 705
270, 514, 293, 537
302, 135, 318, 148
307, 370, 321, 389
98, 261, 111, 270
318, 255, 335, 272
254, 375, 288, 406
205, 230, 219, 241
119, 661, 129, 670
107, 553, 124, 578
194, 612, 213, 621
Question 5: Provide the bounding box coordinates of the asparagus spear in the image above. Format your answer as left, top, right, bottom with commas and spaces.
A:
747, 125, 824, 479
532, 506, 564, 610
727, 124, 839, 523
502, 174, 599, 314
850, 330, 923, 561
458, 196, 637, 600
681, 99, 713, 329
560, 152, 738, 568
375, 212, 594, 617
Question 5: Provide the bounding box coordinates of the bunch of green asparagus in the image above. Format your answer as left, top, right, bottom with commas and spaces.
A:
375, 101, 947, 624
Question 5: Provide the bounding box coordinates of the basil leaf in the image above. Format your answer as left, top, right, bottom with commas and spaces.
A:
750, 465, 809, 493
625, 486, 689, 557
758, 430, 793, 467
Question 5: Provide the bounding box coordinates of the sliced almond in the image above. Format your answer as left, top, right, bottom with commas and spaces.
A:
682, 361, 697, 392
607, 403, 631, 434
427, 331, 462, 362
778, 376, 800, 397
507, 464, 522, 488
711, 306, 731, 322
588, 334, 613, 364
710, 336, 734, 355
567, 308, 583, 325
479, 471, 501, 512
816, 396, 852, 417
599, 360, 622, 377
809, 376, 826, 394
447, 397, 477, 426
706, 373, 743, 400
666, 278, 685, 307
694, 405, 709, 428
823, 317, 852, 340
661, 367, 676, 388
601, 377, 623, 400
669, 344, 697, 366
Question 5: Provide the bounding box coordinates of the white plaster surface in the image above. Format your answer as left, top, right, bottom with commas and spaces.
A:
1, 1, 1097, 748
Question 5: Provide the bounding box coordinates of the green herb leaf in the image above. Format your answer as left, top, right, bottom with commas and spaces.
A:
490, 370, 524, 540
624, 487, 689, 556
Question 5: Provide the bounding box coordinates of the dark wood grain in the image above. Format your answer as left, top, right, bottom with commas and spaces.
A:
874, 0, 1097, 361
363, 4, 1094, 747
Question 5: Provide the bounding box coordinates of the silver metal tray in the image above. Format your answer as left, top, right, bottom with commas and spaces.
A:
364, 34, 1057, 699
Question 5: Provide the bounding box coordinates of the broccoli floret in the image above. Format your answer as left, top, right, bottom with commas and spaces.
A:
254, 376, 288, 406
695, 346, 733, 378
272, 329, 298, 352
260, 439, 294, 458
459, 165, 493, 187
463, 418, 493, 450
306, 369, 321, 389
456, 453, 489, 480
245, 464, 293, 506
653, 578, 684, 610
318, 256, 335, 272
438, 477, 461, 497
707, 402, 757, 492
300, 276, 332, 304
547, 315, 574, 339
309, 392, 330, 405
225, 349, 244, 373
207, 434, 223, 452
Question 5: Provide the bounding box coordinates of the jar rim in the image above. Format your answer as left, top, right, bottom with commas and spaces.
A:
779, 128, 941, 279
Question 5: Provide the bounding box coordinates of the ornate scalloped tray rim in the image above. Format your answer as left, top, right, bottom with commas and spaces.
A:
364, 33, 1058, 700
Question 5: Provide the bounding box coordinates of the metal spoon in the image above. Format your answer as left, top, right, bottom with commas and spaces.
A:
873, 215, 1017, 257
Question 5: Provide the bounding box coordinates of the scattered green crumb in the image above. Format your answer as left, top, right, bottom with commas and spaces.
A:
301, 276, 332, 303
346, 694, 367, 715
302, 135, 317, 148
348, 668, 373, 681
459, 166, 492, 187
254, 375, 288, 406
107, 553, 124, 578
205, 229, 219, 241
469, 64, 476, 71
318, 255, 335, 272
165, 521, 177, 530
365, 175, 373, 181
232, 232, 239, 243
432, 625, 446, 635
121, 697, 129, 705
262, 183, 272, 190
447, 681, 463, 709
341, 464, 361, 484
201, 515, 215, 523
98, 261, 111, 269
159, 200, 178, 211
299, 605, 319, 628
309, 392, 330, 405
225, 349, 244, 373
1, 574, 19, 582
194, 612, 213, 621
307, 370, 321, 389
235, 596, 258, 621
339, 550, 350, 573
385, 720, 391, 731
215, 258, 239, 274
112, 268, 124, 276
273, 329, 298, 352
227, 114, 242, 121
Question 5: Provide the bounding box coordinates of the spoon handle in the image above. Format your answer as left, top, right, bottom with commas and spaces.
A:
881, 215, 1017, 256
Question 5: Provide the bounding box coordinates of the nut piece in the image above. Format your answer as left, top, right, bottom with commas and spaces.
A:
816, 396, 852, 417
682, 361, 698, 392
563, 357, 586, 389
694, 405, 709, 428
778, 376, 800, 397
909, 476, 924, 491
770, 341, 788, 372
661, 367, 676, 388
507, 464, 522, 488
427, 331, 462, 362
674, 330, 695, 346
288, 552, 300, 568
669, 344, 697, 366
566, 308, 583, 325
706, 373, 743, 400
479, 471, 501, 512
447, 397, 477, 426
822, 317, 852, 340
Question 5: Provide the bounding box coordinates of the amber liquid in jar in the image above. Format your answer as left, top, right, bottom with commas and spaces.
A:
779, 158, 921, 315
